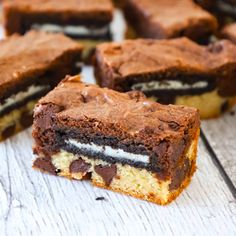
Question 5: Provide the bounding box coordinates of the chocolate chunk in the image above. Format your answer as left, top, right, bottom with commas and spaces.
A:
2, 123, 16, 139
33, 158, 57, 175
69, 159, 91, 173
20, 111, 33, 128
95, 164, 117, 186
169, 159, 191, 190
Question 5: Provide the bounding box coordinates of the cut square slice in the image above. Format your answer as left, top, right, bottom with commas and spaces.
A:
33, 75, 200, 205
0, 31, 82, 140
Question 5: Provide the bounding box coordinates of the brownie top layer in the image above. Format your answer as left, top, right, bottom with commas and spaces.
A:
0, 30, 82, 99
126, 0, 217, 38
3, 0, 113, 22
96, 37, 236, 78
37, 75, 200, 146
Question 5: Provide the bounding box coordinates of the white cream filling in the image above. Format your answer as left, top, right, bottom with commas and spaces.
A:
0, 84, 50, 113
131, 80, 208, 92
66, 139, 150, 164
31, 24, 109, 37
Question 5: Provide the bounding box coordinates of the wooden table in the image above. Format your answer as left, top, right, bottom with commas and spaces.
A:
0, 11, 235, 236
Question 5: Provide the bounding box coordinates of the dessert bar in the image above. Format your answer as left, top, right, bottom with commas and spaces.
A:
32, 75, 200, 205
124, 0, 217, 42
0, 31, 82, 141
94, 38, 236, 119
3, 0, 114, 61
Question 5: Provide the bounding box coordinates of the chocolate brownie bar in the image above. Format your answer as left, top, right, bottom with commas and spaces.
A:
3, 0, 114, 61
32, 75, 200, 205
94, 38, 236, 119
124, 0, 217, 43
0, 31, 82, 141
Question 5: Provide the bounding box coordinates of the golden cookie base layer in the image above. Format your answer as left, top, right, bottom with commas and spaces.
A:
34, 130, 199, 205
175, 90, 236, 119
0, 100, 37, 141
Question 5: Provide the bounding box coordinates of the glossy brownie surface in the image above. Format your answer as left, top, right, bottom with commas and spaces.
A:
124, 0, 217, 40
33, 75, 200, 178
94, 38, 236, 97
0, 31, 82, 101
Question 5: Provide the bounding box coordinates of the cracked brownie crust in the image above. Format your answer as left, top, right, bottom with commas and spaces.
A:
32, 75, 200, 205
124, 0, 217, 42
0, 31, 82, 140
94, 38, 236, 118
3, 0, 114, 35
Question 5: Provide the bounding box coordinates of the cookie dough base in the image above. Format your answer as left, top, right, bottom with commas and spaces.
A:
0, 100, 37, 141
174, 90, 236, 119
33, 131, 199, 205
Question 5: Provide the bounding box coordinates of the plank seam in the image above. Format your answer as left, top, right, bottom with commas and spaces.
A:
200, 130, 236, 199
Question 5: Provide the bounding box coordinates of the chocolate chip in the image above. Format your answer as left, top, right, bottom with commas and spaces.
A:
2, 123, 16, 139
230, 110, 235, 116
95, 197, 106, 201
20, 111, 33, 128
69, 159, 91, 173
94, 164, 117, 186
55, 169, 61, 174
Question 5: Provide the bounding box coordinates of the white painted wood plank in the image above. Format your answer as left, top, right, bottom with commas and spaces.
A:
201, 106, 236, 186
0, 130, 235, 236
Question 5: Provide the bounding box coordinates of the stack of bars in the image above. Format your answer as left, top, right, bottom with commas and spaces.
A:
32, 76, 200, 205
3, 0, 236, 206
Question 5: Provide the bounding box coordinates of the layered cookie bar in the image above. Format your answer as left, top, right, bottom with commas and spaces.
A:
94, 38, 236, 119
32, 75, 200, 205
3, 0, 114, 61
124, 0, 217, 42
0, 31, 82, 141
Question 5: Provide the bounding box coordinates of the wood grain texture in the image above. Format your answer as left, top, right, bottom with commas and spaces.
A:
201, 106, 236, 187
0, 130, 235, 236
